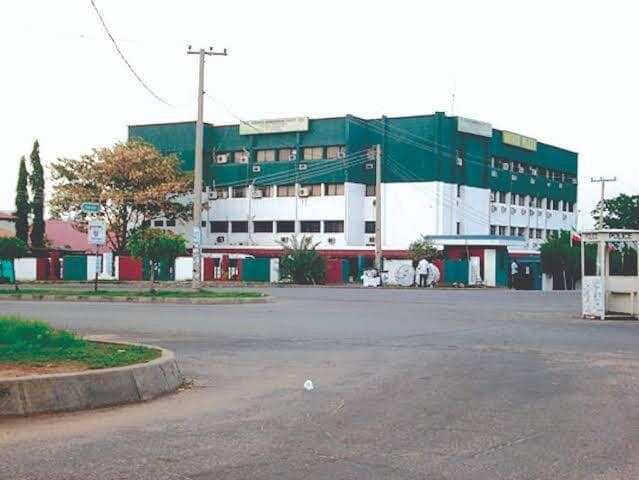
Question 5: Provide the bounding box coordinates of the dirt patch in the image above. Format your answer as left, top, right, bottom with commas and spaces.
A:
0, 361, 88, 378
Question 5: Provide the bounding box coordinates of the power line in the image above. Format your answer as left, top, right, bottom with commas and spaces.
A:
89, 0, 173, 107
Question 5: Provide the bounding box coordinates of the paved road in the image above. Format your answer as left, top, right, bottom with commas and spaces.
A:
2, 288, 639, 479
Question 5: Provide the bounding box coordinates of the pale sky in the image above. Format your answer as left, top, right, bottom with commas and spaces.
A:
2, 0, 638, 228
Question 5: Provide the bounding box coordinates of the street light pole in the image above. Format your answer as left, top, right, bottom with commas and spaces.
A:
187, 46, 227, 290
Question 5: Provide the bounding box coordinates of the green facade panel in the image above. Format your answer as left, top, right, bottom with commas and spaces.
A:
443, 259, 469, 284
143, 259, 173, 281
63, 255, 87, 281
241, 257, 271, 282
1, 260, 15, 283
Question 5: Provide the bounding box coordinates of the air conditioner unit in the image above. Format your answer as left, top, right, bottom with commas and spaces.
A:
215, 153, 229, 164
517, 166, 524, 174
531, 168, 538, 176
298, 163, 308, 171
252, 165, 261, 173
456, 156, 463, 166
529, 210, 535, 216
558, 183, 563, 189
288, 151, 297, 161
236, 154, 248, 164
337, 149, 346, 159
367, 236, 376, 244
216, 236, 225, 244
491, 169, 498, 178
298, 187, 310, 197
207, 191, 218, 200
530, 178, 536, 185
491, 205, 497, 213
521, 208, 527, 215
251, 190, 263, 199
280, 236, 289, 243
511, 207, 516, 214
327, 237, 336, 245
364, 163, 375, 170
571, 178, 577, 185
502, 163, 510, 171
511, 174, 518, 181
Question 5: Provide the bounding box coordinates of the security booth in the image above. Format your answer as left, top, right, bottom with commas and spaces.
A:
581, 230, 639, 319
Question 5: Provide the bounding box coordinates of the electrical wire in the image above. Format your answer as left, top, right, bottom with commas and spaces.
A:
89, 0, 173, 107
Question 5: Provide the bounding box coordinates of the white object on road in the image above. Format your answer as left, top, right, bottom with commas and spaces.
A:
304, 379, 314, 391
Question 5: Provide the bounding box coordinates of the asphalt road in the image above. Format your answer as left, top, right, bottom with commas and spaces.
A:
2, 288, 639, 480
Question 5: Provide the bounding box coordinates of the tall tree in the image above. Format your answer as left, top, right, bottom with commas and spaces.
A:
29, 140, 46, 249
50, 140, 192, 255
593, 194, 639, 230
14, 156, 30, 245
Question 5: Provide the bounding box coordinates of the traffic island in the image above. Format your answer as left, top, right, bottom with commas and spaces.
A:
0, 288, 269, 305
0, 317, 182, 417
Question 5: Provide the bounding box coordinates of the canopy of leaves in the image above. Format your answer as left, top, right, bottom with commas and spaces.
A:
14, 156, 30, 245
128, 228, 186, 264
278, 235, 326, 284
540, 231, 585, 288
0, 237, 28, 260
29, 140, 46, 249
594, 194, 639, 230
409, 238, 439, 263
49, 140, 192, 255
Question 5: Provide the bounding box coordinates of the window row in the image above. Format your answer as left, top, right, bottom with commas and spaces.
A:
212, 183, 349, 199
215, 145, 346, 164
491, 157, 576, 184
207, 220, 345, 234
490, 191, 575, 212
490, 225, 563, 239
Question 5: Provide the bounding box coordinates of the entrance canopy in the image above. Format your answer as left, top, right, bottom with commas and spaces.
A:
581, 229, 639, 319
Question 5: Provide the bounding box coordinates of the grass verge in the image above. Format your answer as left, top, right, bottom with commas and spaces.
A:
0, 288, 264, 299
0, 316, 160, 370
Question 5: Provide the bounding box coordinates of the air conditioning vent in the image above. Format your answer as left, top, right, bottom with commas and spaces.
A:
368, 236, 375, 244
236, 154, 248, 164
252, 165, 261, 173
491, 169, 498, 178
251, 190, 263, 199
298, 187, 310, 197
337, 148, 346, 159
216, 236, 225, 244
298, 163, 308, 171
327, 237, 336, 245
364, 163, 375, 170
511, 174, 518, 181
207, 191, 218, 201
215, 153, 229, 164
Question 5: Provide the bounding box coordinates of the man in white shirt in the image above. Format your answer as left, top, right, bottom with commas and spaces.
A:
417, 258, 429, 288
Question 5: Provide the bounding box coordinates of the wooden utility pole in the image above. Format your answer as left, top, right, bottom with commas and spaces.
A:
187, 46, 227, 289
375, 144, 383, 275
590, 176, 616, 229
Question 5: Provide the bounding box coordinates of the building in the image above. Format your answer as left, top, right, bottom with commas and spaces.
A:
0, 210, 16, 238
128, 112, 578, 254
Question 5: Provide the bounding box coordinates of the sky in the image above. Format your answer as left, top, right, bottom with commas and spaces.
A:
1, 0, 638, 229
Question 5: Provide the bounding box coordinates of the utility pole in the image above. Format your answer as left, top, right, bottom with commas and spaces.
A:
187, 46, 227, 290
590, 176, 616, 229
374, 144, 383, 276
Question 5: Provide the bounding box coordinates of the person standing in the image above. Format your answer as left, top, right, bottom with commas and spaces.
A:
417, 257, 429, 288
510, 260, 519, 289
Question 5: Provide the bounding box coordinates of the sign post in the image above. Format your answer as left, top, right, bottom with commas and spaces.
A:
88, 220, 107, 292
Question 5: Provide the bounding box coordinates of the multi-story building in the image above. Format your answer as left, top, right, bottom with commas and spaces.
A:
129, 112, 578, 253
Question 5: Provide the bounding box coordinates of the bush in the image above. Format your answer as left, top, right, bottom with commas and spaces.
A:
0, 316, 84, 349
278, 235, 326, 284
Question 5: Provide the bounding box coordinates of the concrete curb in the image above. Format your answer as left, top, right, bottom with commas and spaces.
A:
0, 341, 183, 417
0, 294, 269, 305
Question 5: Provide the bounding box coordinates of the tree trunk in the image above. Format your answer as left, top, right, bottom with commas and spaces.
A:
149, 262, 156, 294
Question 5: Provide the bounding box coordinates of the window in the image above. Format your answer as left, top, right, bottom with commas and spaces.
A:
215, 187, 229, 199
253, 221, 273, 233
498, 226, 507, 236
278, 148, 295, 161
509, 226, 517, 236
567, 201, 574, 212
276, 221, 295, 233
324, 220, 344, 233
536, 228, 543, 239
303, 146, 323, 160
254, 185, 272, 197
518, 195, 525, 206
365, 184, 376, 197
498, 191, 507, 204
153, 220, 164, 227
455, 184, 463, 198
201, 221, 207, 227
536, 197, 543, 208
300, 221, 321, 233
231, 221, 248, 233
365, 221, 376, 234
518, 227, 526, 237
277, 184, 296, 197
233, 151, 248, 163
511, 194, 517, 205
232, 186, 247, 198
326, 145, 345, 160
529, 196, 536, 207
490, 190, 497, 202
490, 225, 497, 235
166, 219, 176, 227
456, 222, 462, 235
324, 183, 344, 196
301, 184, 321, 196
210, 221, 228, 233
256, 149, 276, 163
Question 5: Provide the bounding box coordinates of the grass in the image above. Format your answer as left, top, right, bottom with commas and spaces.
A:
0, 288, 264, 299
0, 316, 160, 369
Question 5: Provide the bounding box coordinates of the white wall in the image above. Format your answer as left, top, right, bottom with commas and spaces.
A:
14, 258, 37, 281
175, 256, 193, 281
484, 249, 496, 287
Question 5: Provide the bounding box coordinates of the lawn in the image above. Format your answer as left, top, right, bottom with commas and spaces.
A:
0, 316, 160, 370
0, 288, 264, 299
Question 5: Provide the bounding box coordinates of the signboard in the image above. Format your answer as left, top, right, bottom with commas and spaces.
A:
88, 220, 107, 245
239, 117, 309, 135
582, 276, 605, 318
81, 202, 101, 214
457, 117, 493, 138
581, 230, 639, 242
502, 131, 537, 151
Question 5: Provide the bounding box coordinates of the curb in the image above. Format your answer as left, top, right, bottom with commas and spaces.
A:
0, 341, 183, 417
0, 294, 269, 305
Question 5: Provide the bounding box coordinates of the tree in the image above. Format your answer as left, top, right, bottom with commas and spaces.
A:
540, 231, 582, 290
0, 237, 28, 291
14, 156, 30, 245
128, 228, 186, 291
593, 194, 639, 230
29, 140, 46, 249
50, 140, 192, 256
408, 238, 439, 266
278, 235, 326, 284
